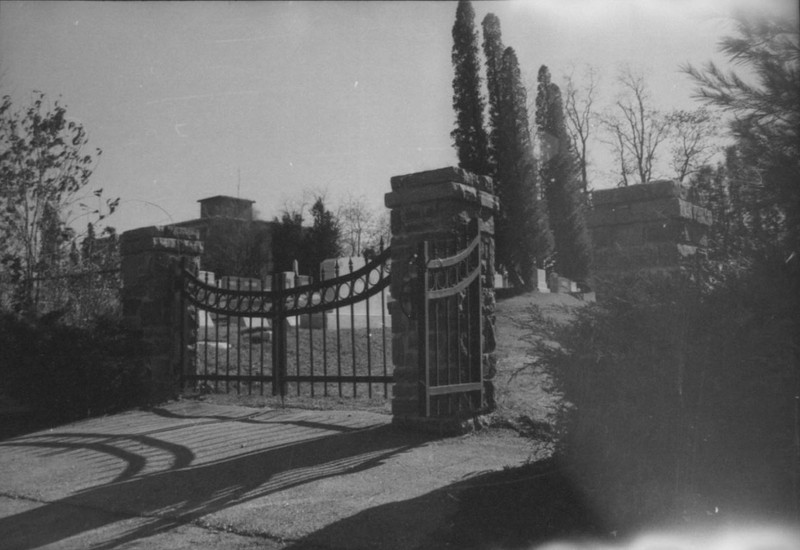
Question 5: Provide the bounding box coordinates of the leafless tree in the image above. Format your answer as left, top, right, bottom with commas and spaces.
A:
337, 194, 388, 258
563, 65, 599, 193
666, 107, 722, 183
600, 67, 672, 186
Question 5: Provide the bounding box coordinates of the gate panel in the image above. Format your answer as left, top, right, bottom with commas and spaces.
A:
180, 247, 392, 401
419, 222, 484, 417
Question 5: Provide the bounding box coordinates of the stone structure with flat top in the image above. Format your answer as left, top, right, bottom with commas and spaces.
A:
588, 180, 712, 278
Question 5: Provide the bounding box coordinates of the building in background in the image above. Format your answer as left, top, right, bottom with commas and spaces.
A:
172, 196, 276, 279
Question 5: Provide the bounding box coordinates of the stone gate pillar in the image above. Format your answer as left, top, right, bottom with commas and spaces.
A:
587, 180, 712, 282
120, 226, 203, 401
385, 167, 499, 432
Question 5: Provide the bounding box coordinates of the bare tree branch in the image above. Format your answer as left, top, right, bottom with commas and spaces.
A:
563, 65, 598, 193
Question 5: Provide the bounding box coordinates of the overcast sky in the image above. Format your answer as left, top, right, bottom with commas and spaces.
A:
1, 0, 796, 233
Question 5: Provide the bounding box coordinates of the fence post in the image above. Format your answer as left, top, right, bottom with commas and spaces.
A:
385, 167, 499, 433
120, 225, 203, 402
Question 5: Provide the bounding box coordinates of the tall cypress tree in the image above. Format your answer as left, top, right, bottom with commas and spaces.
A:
305, 197, 342, 277
450, 0, 490, 175
496, 49, 554, 287
481, 13, 504, 175
535, 65, 591, 282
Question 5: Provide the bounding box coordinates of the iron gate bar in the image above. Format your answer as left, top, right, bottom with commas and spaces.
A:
381, 256, 388, 396
425, 267, 480, 300
183, 374, 274, 383
349, 259, 357, 397
427, 382, 483, 396
419, 240, 431, 418
425, 234, 479, 269
272, 271, 286, 397
322, 279, 329, 397
366, 277, 372, 398
281, 375, 393, 383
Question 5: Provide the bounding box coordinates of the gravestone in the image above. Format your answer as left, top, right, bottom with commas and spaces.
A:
309, 256, 391, 329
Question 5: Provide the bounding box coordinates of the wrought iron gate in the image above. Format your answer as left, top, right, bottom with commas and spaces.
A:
179, 246, 392, 400
418, 221, 484, 417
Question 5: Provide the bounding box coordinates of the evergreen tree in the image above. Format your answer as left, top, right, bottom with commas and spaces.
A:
496, 48, 554, 287
304, 197, 342, 279
535, 65, 591, 282
481, 13, 504, 175
450, 0, 490, 175
684, 15, 800, 256
271, 210, 304, 274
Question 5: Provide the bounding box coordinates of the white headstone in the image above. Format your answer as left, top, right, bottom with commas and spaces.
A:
315, 256, 390, 329
536, 269, 550, 293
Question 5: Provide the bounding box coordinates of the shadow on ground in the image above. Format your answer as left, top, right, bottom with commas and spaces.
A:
0, 408, 434, 550
288, 456, 606, 550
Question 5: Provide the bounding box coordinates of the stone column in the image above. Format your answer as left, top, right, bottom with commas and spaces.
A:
587, 180, 712, 282
120, 225, 203, 401
385, 167, 499, 431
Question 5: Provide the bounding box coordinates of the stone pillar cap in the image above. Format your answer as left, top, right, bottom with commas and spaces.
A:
385, 166, 498, 212
390, 166, 493, 193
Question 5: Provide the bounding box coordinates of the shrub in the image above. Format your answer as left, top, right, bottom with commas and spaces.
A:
0, 313, 151, 423
531, 263, 798, 531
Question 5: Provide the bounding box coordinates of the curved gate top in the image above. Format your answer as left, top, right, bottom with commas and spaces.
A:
179, 246, 392, 400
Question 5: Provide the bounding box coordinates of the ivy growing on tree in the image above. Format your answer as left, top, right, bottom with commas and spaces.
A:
450, 0, 490, 175
535, 65, 591, 282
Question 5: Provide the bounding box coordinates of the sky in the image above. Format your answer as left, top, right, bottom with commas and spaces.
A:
0, 0, 797, 234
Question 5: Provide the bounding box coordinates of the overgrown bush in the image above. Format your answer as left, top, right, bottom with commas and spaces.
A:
0, 312, 151, 423
29, 268, 121, 327
530, 262, 799, 531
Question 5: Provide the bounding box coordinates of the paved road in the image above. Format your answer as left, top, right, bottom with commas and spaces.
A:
0, 401, 533, 549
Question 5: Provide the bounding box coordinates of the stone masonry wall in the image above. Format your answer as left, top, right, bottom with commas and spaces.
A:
120, 225, 203, 401
588, 180, 712, 278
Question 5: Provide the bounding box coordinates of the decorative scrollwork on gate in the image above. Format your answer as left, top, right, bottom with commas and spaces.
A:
280, 248, 391, 317
425, 233, 481, 299
182, 274, 276, 317
181, 247, 391, 319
